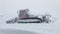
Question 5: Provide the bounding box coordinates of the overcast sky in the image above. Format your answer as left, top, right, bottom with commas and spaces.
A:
0, 0, 60, 14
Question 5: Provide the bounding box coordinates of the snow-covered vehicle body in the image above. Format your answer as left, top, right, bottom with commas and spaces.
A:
6, 9, 51, 23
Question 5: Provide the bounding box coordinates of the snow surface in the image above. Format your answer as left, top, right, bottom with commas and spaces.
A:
0, 9, 60, 34
0, 29, 38, 34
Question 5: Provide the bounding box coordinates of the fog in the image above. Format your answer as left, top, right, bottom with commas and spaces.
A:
0, 0, 60, 34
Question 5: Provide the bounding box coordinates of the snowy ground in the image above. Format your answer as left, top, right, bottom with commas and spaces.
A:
0, 11, 60, 34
